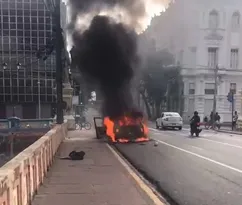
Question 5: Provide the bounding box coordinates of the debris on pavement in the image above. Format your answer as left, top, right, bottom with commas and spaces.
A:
60, 150, 85, 160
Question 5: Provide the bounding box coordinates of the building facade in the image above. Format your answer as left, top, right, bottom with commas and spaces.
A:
145, 0, 242, 122
0, 0, 56, 119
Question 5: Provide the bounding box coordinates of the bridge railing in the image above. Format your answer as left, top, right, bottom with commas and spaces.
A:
0, 122, 68, 205
0, 118, 54, 129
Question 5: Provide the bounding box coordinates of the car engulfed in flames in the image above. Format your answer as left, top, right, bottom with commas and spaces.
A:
103, 115, 149, 143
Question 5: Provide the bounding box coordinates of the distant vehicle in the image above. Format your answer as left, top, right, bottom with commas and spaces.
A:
156, 112, 183, 130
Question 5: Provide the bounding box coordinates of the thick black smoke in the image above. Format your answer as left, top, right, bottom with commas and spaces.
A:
72, 15, 140, 118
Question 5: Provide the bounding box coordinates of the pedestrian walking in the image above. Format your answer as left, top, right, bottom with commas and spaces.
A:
215, 112, 221, 129
232, 111, 238, 130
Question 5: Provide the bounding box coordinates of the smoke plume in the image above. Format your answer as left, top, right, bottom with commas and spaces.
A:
72, 16, 138, 118
68, 0, 145, 33
69, 0, 169, 118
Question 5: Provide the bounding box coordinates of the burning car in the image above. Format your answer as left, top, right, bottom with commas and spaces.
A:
94, 112, 149, 143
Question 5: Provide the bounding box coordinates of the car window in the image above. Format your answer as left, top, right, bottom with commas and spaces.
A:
165, 114, 173, 117
164, 113, 180, 117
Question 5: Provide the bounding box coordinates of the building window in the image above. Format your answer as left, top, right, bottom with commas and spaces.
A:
230, 49, 239, 69
208, 47, 218, 68
230, 83, 236, 94
232, 12, 240, 31
209, 10, 219, 29
205, 83, 215, 95
189, 83, 195, 95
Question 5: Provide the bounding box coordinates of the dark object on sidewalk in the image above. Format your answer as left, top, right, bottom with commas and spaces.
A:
154, 141, 158, 146
60, 151, 85, 160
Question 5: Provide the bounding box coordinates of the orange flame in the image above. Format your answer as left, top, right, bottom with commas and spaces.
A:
104, 117, 116, 142
104, 115, 149, 143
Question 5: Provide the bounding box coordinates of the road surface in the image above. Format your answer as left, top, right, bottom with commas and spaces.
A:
115, 126, 242, 205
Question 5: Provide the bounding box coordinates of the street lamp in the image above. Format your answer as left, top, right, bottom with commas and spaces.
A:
2, 63, 7, 70
16, 62, 21, 70
37, 79, 41, 119
43, 0, 64, 124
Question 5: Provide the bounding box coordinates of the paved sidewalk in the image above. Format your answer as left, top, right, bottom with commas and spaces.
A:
32, 130, 154, 205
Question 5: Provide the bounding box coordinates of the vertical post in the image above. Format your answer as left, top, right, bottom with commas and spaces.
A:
79, 90, 82, 105
12, 106, 16, 116
177, 81, 181, 114
212, 65, 218, 128
55, 0, 64, 124
231, 92, 235, 130
10, 133, 14, 158
10, 66, 12, 101
37, 69, 41, 119
166, 82, 170, 111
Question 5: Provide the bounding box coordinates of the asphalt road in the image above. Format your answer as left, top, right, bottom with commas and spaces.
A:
115, 126, 242, 205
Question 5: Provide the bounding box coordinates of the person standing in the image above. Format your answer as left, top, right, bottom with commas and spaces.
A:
215, 112, 221, 129
232, 111, 238, 130
209, 111, 214, 129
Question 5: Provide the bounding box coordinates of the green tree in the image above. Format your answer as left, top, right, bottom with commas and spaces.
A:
139, 51, 183, 119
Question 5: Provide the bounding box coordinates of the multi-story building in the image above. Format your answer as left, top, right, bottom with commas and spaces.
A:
144, 0, 242, 122
0, 0, 56, 119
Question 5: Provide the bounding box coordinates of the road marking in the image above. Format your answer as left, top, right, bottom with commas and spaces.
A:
198, 138, 242, 149
149, 128, 159, 131
106, 144, 165, 205
149, 127, 242, 139
156, 139, 242, 174
189, 145, 204, 151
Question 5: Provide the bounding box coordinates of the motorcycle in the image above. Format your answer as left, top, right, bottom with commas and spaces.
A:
190, 122, 202, 137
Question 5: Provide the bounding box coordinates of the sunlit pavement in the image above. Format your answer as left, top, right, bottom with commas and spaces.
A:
115, 125, 242, 205
32, 108, 153, 205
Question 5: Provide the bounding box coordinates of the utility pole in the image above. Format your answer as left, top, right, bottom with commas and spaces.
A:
38, 71, 41, 119
166, 78, 175, 111
177, 79, 182, 115
227, 89, 235, 130
212, 65, 219, 128
55, 0, 64, 124
166, 83, 170, 111
231, 92, 235, 130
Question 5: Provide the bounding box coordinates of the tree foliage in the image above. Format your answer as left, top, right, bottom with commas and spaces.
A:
139, 50, 182, 119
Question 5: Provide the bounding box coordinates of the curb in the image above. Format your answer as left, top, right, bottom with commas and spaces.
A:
217, 130, 242, 135
106, 144, 168, 205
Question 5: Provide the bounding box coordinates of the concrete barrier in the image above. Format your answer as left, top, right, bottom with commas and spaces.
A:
0, 122, 68, 205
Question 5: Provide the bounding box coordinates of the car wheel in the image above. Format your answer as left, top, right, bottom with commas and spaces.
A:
178, 127, 182, 130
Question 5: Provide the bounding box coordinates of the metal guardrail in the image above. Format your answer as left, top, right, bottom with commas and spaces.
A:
0, 118, 54, 131
0, 118, 54, 162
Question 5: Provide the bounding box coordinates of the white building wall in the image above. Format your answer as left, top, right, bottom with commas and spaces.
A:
144, 0, 242, 122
